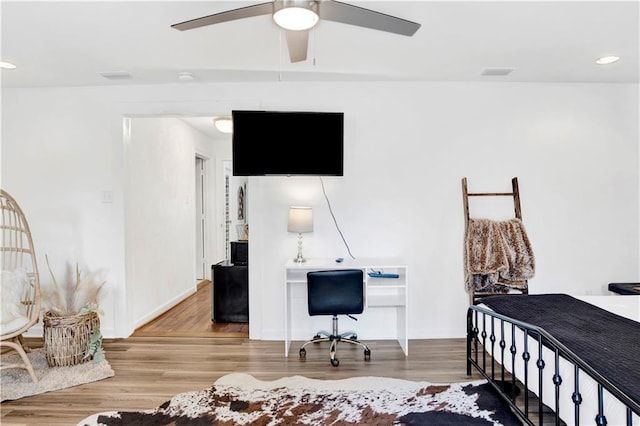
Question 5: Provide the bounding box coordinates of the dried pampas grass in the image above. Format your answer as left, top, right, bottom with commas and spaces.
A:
43, 255, 106, 317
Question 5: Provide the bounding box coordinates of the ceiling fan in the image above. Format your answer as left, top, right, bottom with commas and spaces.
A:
171, 0, 421, 63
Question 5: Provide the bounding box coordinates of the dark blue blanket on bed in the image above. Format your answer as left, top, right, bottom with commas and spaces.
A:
480, 293, 639, 406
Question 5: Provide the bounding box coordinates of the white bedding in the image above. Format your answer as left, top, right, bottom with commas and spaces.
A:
475, 296, 639, 426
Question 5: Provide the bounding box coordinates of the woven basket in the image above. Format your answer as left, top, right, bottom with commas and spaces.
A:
43, 311, 100, 367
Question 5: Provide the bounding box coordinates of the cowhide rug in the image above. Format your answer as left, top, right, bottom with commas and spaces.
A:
78, 372, 521, 425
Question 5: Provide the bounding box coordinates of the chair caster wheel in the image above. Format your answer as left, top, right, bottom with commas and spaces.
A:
299, 348, 306, 358
331, 358, 339, 367
349, 335, 358, 341
313, 334, 322, 343
364, 348, 371, 361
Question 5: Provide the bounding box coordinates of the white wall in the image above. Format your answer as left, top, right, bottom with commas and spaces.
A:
247, 82, 640, 339
2, 81, 638, 340
1, 87, 125, 336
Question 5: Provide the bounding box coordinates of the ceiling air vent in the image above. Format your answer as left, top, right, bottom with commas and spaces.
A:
98, 71, 133, 80
480, 67, 516, 77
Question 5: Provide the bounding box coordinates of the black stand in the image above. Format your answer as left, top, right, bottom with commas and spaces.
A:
211, 260, 248, 323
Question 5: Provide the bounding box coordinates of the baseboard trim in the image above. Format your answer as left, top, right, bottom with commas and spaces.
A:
197, 279, 211, 291
134, 287, 196, 331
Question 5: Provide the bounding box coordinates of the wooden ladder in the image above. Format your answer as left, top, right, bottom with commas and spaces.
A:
462, 177, 528, 304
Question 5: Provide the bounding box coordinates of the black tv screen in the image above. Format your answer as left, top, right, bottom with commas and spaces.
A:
232, 110, 344, 176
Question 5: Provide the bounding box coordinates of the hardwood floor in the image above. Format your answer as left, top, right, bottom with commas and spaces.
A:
1, 337, 480, 425
133, 280, 249, 338
1, 282, 484, 425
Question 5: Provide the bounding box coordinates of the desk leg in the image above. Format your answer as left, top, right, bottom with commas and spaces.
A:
284, 280, 291, 357
398, 305, 408, 356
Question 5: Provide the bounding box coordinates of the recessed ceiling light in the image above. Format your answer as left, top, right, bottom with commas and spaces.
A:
213, 117, 233, 134
0, 61, 17, 69
595, 55, 620, 65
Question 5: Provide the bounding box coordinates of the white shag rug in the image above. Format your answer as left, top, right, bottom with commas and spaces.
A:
1, 347, 114, 402
78, 372, 522, 425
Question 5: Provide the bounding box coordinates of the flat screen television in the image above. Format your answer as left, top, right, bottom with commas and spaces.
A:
232, 110, 344, 176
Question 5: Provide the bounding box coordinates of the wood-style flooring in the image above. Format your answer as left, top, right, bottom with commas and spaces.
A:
2, 338, 479, 425
1, 282, 485, 425
133, 280, 249, 338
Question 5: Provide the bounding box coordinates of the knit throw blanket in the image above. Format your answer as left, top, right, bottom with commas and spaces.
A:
464, 218, 535, 292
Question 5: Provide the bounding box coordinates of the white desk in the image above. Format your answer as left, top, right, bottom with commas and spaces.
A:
284, 258, 408, 357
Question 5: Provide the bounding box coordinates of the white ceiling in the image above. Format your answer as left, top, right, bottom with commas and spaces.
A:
2, 1, 638, 138
2, 0, 638, 88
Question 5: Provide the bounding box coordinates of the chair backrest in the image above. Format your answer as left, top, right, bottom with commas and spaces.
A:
1, 189, 41, 338
307, 269, 364, 316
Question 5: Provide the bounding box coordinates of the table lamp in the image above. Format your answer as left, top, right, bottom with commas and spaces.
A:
288, 206, 313, 263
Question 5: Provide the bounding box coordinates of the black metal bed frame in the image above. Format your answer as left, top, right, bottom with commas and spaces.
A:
467, 305, 640, 426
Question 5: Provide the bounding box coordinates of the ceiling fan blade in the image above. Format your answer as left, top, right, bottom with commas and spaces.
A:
318, 0, 420, 36
172, 2, 274, 31
285, 30, 309, 62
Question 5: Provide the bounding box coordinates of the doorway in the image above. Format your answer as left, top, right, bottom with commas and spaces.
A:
126, 115, 248, 338
195, 156, 207, 280
222, 160, 248, 259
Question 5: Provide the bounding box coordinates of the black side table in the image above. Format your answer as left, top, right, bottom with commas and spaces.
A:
211, 261, 249, 322
608, 282, 640, 295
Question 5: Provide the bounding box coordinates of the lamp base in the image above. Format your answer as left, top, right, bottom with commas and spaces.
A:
294, 233, 306, 263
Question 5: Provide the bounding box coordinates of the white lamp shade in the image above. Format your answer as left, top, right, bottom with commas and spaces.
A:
287, 206, 313, 233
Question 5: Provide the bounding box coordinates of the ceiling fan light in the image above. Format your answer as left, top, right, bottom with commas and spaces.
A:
214, 117, 233, 134
273, 7, 319, 31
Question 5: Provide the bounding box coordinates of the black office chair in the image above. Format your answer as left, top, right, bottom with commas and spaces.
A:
299, 269, 371, 367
